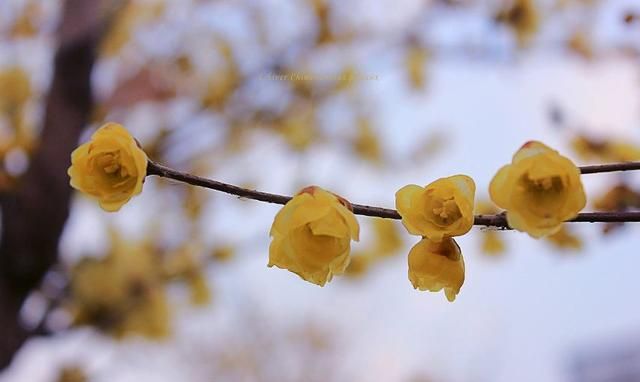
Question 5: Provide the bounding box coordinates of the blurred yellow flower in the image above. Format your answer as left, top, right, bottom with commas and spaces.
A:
571, 135, 640, 163
0, 67, 31, 112
607, 142, 640, 162
591, 183, 640, 235
490, 141, 586, 238
475, 200, 507, 256
269, 186, 360, 286
162, 243, 212, 306
352, 117, 382, 164
405, 46, 429, 90
482, 230, 506, 255
211, 245, 236, 263
277, 101, 317, 151
593, 183, 640, 212
408, 237, 465, 302
344, 252, 373, 279
545, 225, 583, 251
496, 0, 540, 47
567, 29, 594, 59
310, 0, 334, 44
335, 66, 357, 91
55, 366, 87, 382
10, 2, 40, 39
0, 67, 35, 175
371, 218, 403, 257
200, 39, 239, 109
187, 273, 212, 306
100, 1, 166, 57
69, 238, 169, 339
396, 175, 476, 242
68, 123, 148, 212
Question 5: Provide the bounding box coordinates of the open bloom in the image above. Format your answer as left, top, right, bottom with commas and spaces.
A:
68, 123, 147, 211
269, 186, 359, 286
395, 175, 476, 242
490, 141, 586, 238
408, 237, 464, 302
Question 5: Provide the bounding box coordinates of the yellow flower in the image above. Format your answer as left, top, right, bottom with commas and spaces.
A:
344, 252, 373, 279
269, 186, 360, 286
594, 183, 640, 211
496, 0, 540, 48
481, 230, 506, 256
490, 141, 586, 238
68, 123, 148, 211
408, 237, 464, 302
545, 225, 583, 251
405, 46, 429, 90
335, 66, 357, 91
277, 101, 317, 151
310, 0, 334, 44
0, 67, 31, 112
571, 135, 640, 163
352, 117, 382, 164
211, 245, 236, 263
69, 237, 169, 339
100, 1, 165, 57
567, 29, 594, 60
395, 175, 476, 242
475, 200, 507, 256
187, 273, 212, 306
371, 218, 403, 257
161, 243, 212, 306
9, 3, 40, 39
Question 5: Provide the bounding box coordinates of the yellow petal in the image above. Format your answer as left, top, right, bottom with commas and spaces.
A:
448, 174, 476, 202
308, 210, 349, 237
494, 141, 586, 237
512, 140, 554, 163
68, 123, 147, 211
489, 165, 512, 209
396, 176, 475, 240
395, 184, 427, 236
334, 203, 360, 241
267, 186, 358, 286
270, 194, 330, 236
505, 210, 563, 238
408, 238, 464, 301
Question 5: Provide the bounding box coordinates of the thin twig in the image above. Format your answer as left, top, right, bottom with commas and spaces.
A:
147, 160, 640, 229
580, 162, 640, 174
147, 161, 292, 205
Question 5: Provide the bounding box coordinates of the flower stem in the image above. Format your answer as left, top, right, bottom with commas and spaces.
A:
147, 160, 640, 229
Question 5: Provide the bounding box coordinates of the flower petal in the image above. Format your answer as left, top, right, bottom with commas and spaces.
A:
489, 165, 512, 209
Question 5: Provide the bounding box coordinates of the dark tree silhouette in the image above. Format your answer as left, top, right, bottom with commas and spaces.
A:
0, 0, 108, 368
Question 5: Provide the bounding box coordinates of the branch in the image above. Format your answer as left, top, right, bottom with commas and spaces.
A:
579, 162, 640, 174
147, 161, 640, 229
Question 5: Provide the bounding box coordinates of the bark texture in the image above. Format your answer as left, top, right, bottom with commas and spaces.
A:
0, 0, 107, 369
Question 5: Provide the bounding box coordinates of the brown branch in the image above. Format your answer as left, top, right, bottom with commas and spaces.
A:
579, 161, 640, 174
147, 161, 640, 229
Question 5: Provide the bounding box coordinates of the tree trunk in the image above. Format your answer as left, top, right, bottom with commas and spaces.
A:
0, 0, 109, 369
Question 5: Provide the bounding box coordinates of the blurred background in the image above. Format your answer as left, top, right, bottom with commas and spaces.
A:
1, 0, 640, 381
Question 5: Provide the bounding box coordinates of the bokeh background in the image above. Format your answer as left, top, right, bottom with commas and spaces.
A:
1, 0, 640, 381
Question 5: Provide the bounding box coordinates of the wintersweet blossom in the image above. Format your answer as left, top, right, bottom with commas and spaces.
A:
490, 141, 586, 238
395, 175, 476, 242
408, 237, 465, 302
68, 123, 147, 211
268, 186, 360, 286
